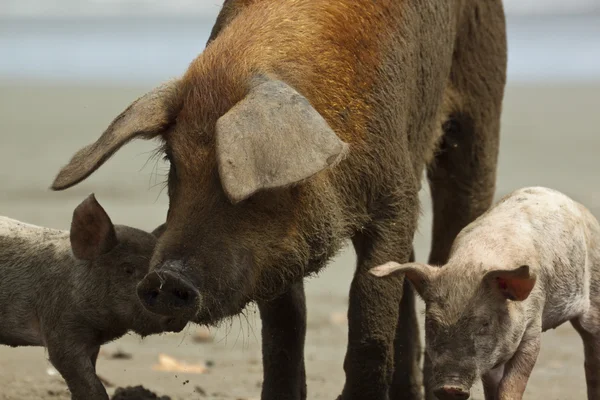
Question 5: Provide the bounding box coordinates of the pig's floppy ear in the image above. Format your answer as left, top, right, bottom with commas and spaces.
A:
484, 265, 536, 301
51, 80, 181, 191
370, 261, 435, 296
70, 194, 118, 261
215, 79, 349, 204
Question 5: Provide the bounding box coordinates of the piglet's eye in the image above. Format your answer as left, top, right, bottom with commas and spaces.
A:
478, 321, 491, 335
124, 263, 135, 275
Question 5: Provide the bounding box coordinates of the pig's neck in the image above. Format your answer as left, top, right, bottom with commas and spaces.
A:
66, 258, 129, 342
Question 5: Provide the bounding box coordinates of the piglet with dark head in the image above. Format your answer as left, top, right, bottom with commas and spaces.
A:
0, 194, 186, 400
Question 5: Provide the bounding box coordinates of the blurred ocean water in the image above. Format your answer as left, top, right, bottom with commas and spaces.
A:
0, 5, 599, 84
1, 0, 599, 18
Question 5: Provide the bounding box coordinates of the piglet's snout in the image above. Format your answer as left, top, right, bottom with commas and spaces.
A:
433, 384, 470, 400
137, 265, 200, 318
433, 386, 470, 400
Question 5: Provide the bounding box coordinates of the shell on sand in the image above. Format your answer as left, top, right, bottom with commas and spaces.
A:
152, 354, 207, 374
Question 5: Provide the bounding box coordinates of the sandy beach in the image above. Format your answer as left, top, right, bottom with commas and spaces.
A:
0, 81, 598, 399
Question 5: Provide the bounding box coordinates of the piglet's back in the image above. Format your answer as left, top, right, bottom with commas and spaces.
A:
576, 202, 600, 292
0, 217, 72, 346
0, 216, 70, 280
450, 187, 588, 273
0, 216, 67, 241
494, 187, 587, 256
456, 187, 583, 244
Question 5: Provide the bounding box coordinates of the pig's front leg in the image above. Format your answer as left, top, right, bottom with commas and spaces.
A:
342, 202, 420, 400
389, 249, 423, 399
482, 363, 505, 400
258, 280, 307, 400
497, 336, 540, 400
47, 338, 108, 400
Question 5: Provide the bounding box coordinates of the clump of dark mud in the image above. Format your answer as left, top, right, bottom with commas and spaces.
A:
111, 385, 171, 400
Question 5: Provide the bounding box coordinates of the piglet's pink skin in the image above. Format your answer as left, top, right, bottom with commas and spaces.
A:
372, 186, 600, 400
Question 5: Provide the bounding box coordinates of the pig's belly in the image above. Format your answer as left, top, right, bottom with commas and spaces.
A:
0, 315, 44, 347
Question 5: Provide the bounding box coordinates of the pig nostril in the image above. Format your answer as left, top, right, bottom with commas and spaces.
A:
137, 270, 200, 316
168, 286, 195, 308
143, 289, 160, 307
173, 288, 189, 302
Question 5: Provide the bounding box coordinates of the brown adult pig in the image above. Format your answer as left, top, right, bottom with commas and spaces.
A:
0, 194, 187, 400
371, 187, 600, 400
49, 1, 507, 399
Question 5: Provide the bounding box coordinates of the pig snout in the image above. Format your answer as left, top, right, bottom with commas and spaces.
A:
433, 377, 471, 400
162, 317, 189, 333
433, 385, 470, 400
137, 265, 200, 318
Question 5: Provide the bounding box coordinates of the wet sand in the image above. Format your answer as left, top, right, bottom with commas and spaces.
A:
0, 82, 599, 399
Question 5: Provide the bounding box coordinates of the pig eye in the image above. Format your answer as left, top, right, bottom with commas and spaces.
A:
478, 321, 491, 335
123, 263, 135, 275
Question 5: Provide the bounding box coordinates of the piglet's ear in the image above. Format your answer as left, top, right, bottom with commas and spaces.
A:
370, 262, 435, 296
215, 78, 349, 204
70, 194, 118, 261
484, 265, 536, 301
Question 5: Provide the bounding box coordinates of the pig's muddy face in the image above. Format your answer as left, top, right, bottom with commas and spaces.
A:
424, 285, 521, 397
135, 126, 315, 324
51, 73, 347, 326
370, 261, 537, 399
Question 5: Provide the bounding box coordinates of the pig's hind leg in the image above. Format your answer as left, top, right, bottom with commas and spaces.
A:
572, 306, 600, 399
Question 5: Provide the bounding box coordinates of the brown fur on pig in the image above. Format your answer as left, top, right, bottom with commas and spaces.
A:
372, 187, 600, 400
0, 195, 185, 400
50, 1, 507, 399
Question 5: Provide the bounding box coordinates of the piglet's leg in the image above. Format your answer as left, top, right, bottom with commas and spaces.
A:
481, 363, 504, 400
497, 336, 540, 400
572, 314, 600, 400
47, 339, 108, 400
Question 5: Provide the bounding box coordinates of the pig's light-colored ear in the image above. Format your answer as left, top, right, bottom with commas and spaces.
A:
370, 261, 434, 295
70, 194, 118, 261
51, 80, 181, 191
215, 79, 349, 204
484, 265, 536, 301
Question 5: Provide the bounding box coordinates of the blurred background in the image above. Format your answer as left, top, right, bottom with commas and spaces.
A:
0, 1, 599, 399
